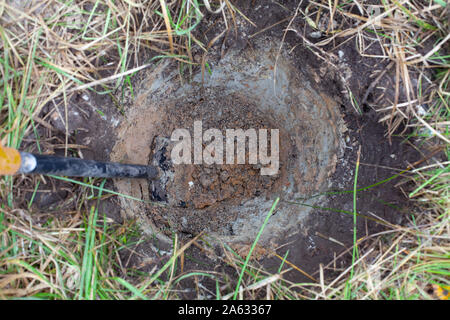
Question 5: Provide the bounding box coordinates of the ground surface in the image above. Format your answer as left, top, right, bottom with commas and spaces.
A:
18, 0, 427, 296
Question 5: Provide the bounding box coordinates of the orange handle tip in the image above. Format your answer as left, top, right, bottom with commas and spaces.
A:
0, 145, 21, 175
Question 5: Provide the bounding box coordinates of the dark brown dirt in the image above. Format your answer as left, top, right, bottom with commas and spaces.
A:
148, 94, 282, 207
146, 93, 287, 236
261, 112, 420, 285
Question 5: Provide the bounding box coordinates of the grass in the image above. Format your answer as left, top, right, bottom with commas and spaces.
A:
1, 0, 449, 300
344, 146, 361, 299
232, 197, 279, 300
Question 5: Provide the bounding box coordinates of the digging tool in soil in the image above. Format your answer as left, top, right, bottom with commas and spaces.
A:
0, 144, 159, 179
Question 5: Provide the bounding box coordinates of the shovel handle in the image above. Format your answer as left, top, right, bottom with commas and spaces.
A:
17, 152, 158, 179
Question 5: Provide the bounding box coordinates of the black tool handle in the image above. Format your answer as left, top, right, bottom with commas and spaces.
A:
28, 154, 158, 179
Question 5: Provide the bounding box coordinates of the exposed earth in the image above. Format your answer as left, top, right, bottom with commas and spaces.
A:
110, 36, 346, 247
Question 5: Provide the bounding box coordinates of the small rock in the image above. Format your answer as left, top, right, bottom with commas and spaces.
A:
309, 31, 322, 39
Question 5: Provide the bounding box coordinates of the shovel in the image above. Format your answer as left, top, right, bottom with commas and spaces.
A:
0, 144, 158, 179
